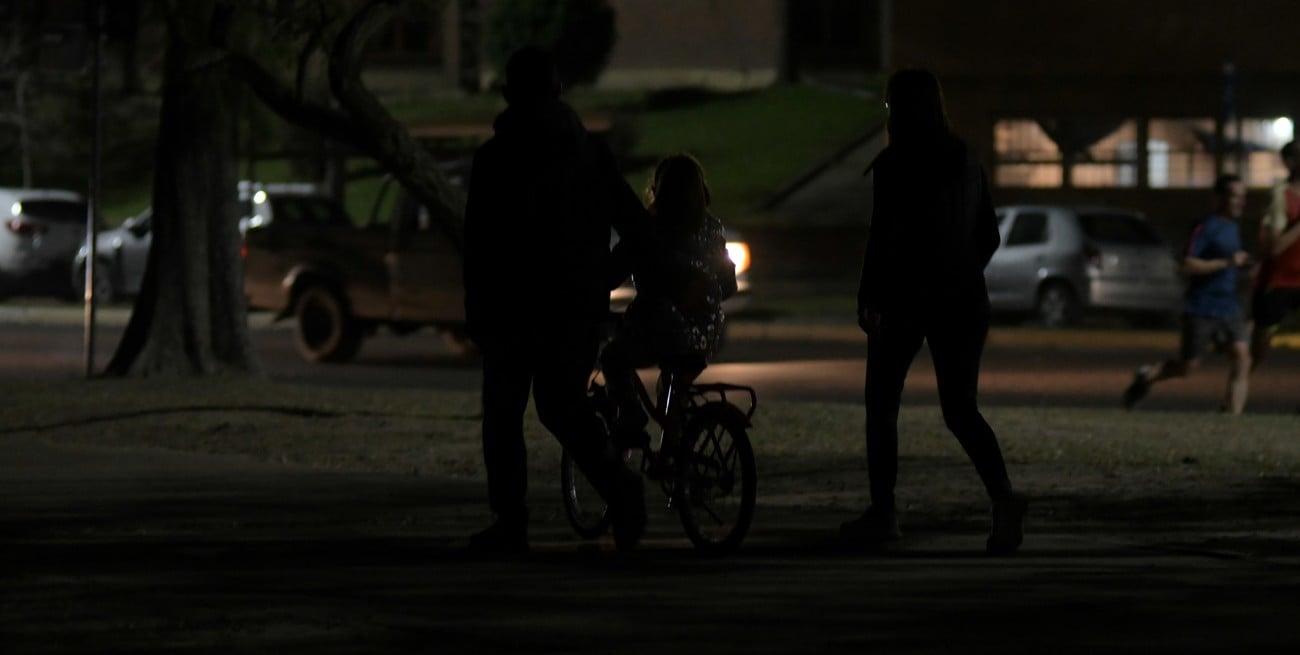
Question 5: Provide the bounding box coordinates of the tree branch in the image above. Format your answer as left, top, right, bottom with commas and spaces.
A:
294, 17, 332, 102
326, 0, 466, 250
229, 52, 369, 154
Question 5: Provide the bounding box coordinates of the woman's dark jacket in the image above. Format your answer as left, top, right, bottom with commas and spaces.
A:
857, 136, 1000, 318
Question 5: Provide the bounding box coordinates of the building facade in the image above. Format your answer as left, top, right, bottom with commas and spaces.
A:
892, 0, 1300, 238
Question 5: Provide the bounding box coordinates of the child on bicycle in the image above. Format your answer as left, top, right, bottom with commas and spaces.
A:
602, 153, 738, 450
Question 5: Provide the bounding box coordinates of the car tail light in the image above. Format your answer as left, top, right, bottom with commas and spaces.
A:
1083, 244, 1101, 269
240, 235, 248, 260
5, 219, 44, 236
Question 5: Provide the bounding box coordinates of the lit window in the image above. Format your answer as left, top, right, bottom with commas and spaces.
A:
1147, 119, 1216, 189
1071, 121, 1139, 188
994, 120, 1062, 188
1228, 118, 1291, 187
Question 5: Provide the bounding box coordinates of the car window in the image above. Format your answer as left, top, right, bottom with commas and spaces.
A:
270, 197, 353, 227
1078, 213, 1162, 245
18, 200, 86, 223
1005, 212, 1049, 246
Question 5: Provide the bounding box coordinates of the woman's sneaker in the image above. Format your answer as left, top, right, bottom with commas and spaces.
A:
986, 494, 1028, 556
839, 506, 901, 547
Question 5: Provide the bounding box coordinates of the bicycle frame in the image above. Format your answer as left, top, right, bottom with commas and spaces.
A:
595, 366, 757, 470
571, 361, 759, 553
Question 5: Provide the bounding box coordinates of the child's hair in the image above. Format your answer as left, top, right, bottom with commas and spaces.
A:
646, 153, 711, 239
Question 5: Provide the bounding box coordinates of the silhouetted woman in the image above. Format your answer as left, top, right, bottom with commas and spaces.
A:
842, 69, 1026, 555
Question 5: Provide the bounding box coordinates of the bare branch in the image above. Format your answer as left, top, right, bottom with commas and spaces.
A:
230, 52, 368, 152
294, 14, 334, 102
326, 0, 466, 249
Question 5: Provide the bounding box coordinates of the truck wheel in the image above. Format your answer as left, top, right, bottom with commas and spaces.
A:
293, 284, 362, 363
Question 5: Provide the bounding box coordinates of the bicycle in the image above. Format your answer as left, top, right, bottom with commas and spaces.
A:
559, 356, 758, 555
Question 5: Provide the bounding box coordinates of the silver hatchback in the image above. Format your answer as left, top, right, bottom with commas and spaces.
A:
985, 205, 1183, 326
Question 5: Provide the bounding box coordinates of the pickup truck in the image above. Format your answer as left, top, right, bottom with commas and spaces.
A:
241, 181, 467, 362
243, 179, 751, 363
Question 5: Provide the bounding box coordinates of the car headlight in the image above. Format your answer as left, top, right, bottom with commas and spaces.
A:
725, 241, 750, 274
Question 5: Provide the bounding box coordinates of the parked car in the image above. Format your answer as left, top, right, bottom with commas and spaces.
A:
70, 182, 322, 304
985, 205, 1182, 326
0, 187, 87, 300
72, 208, 152, 303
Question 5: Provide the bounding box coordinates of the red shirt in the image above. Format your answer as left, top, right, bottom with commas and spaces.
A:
1267, 189, 1300, 289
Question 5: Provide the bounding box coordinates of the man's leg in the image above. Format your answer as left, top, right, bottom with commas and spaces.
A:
1251, 288, 1300, 371
474, 338, 533, 550
1250, 289, 1282, 372
1125, 315, 1205, 408
1250, 323, 1274, 373
533, 324, 646, 550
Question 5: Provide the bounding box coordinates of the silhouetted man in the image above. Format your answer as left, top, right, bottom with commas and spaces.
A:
462, 46, 651, 552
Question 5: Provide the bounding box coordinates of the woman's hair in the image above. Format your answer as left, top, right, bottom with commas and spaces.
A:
646, 153, 711, 238
884, 68, 951, 146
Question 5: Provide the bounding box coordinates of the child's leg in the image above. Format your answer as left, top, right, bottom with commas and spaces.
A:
600, 333, 651, 435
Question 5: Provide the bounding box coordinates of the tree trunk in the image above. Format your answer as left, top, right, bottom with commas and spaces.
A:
105, 28, 259, 377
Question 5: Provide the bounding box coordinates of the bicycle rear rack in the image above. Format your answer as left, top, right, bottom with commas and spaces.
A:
689, 383, 758, 420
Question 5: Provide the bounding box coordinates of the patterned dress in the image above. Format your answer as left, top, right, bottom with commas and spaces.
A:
620, 213, 737, 362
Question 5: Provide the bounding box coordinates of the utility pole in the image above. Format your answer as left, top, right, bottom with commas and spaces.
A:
84, 0, 104, 378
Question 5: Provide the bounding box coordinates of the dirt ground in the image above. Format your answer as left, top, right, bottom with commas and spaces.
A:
4, 378, 1300, 653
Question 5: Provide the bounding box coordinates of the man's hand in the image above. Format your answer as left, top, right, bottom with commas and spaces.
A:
1233, 250, 1253, 268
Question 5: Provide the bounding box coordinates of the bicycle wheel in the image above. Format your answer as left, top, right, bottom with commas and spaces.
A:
676, 405, 756, 555
560, 449, 611, 539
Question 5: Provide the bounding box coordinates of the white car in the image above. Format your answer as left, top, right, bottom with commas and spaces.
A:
0, 187, 87, 300
72, 208, 152, 303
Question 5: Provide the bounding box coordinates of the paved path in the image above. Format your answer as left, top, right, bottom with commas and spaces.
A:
5, 436, 1300, 653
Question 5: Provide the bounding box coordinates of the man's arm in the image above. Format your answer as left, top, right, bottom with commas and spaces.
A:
1180, 252, 1250, 276
593, 138, 671, 288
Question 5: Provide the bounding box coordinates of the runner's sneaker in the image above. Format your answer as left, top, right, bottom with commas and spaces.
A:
986, 494, 1028, 556
1122, 366, 1153, 409
839, 506, 901, 546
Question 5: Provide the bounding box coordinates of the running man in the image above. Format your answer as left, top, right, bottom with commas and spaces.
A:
1124, 174, 1253, 414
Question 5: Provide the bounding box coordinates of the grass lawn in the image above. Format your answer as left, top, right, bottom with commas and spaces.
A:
8, 378, 1297, 515
622, 85, 879, 221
